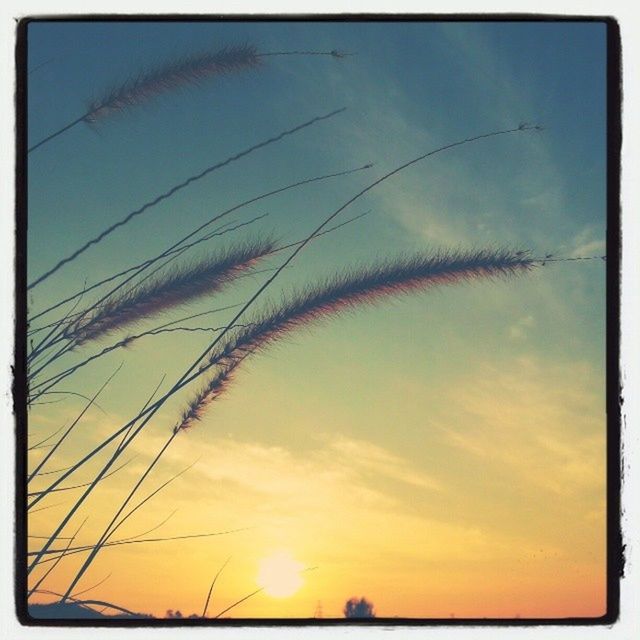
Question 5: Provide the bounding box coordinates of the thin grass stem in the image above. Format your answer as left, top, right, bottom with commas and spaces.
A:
28, 108, 346, 290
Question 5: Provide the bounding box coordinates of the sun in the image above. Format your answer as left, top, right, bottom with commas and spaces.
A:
256, 551, 304, 597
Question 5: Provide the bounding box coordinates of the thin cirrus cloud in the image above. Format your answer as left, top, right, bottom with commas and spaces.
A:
135, 430, 442, 509
272, 24, 576, 268
434, 355, 605, 500
119, 427, 561, 563
568, 226, 607, 258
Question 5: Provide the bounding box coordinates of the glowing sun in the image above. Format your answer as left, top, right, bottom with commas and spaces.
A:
256, 551, 304, 597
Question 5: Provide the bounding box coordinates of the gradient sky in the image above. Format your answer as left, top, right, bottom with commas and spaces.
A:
26, 20, 607, 619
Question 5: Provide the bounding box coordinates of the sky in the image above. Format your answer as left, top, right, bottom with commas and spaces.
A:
25, 19, 608, 619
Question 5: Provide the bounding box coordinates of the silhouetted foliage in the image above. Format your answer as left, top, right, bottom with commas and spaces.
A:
165, 608, 200, 618
344, 597, 375, 618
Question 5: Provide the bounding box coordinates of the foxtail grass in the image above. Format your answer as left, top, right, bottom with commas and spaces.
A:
85, 45, 260, 124
27, 107, 346, 290
29, 163, 370, 325
27, 126, 536, 517
85, 45, 352, 125
68, 239, 275, 346
28, 44, 351, 153
173, 249, 534, 430
27, 125, 536, 586
211, 249, 534, 364
30, 213, 370, 398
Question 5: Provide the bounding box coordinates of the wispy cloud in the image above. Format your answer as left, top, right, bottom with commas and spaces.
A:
567, 226, 606, 258
508, 314, 536, 341
324, 434, 443, 491
130, 429, 441, 513
124, 428, 552, 566
435, 355, 605, 499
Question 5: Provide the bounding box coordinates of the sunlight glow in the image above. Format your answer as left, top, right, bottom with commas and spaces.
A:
256, 551, 304, 597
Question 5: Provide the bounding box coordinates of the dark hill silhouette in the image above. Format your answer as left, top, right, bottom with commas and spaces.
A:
29, 601, 152, 619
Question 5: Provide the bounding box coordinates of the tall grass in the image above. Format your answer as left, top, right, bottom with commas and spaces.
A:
27, 107, 346, 290
177, 249, 533, 431
85, 44, 261, 124
27, 124, 537, 598
25, 36, 548, 619
27, 43, 349, 153
68, 238, 276, 345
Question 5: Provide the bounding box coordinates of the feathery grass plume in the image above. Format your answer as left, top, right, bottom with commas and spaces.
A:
27, 42, 258, 153
29, 164, 371, 323
84, 45, 261, 124
70, 238, 275, 346
28, 45, 348, 153
171, 249, 534, 431
174, 362, 238, 433
28, 107, 345, 288
210, 248, 534, 367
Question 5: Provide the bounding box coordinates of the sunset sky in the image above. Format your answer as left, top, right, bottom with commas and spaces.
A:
26, 20, 607, 619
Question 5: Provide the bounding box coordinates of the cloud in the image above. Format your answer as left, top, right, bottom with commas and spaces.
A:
508, 314, 536, 341
129, 429, 441, 517
324, 434, 443, 491
435, 355, 605, 498
118, 425, 551, 563
559, 225, 606, 259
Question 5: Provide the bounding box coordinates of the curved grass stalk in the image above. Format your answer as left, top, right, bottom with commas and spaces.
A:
213, 588, 264, 619
27, 457, 135, 497
28, 45, 349, 154
202, 557, 231, 617
67, 238, 275, 346
29, 164, 370, 325
36, 391, 108, 408
27, 107, 346, 290
27, 125, 535, 579
70, 573, 112, 599
34, 528, 250, 565
29, 589, 143, 617
28, 424, 67, 451
27, 364, 122, 485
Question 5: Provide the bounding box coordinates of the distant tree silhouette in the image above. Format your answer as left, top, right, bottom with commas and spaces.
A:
165, 608, 199, 618
343, 597, 375, 618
